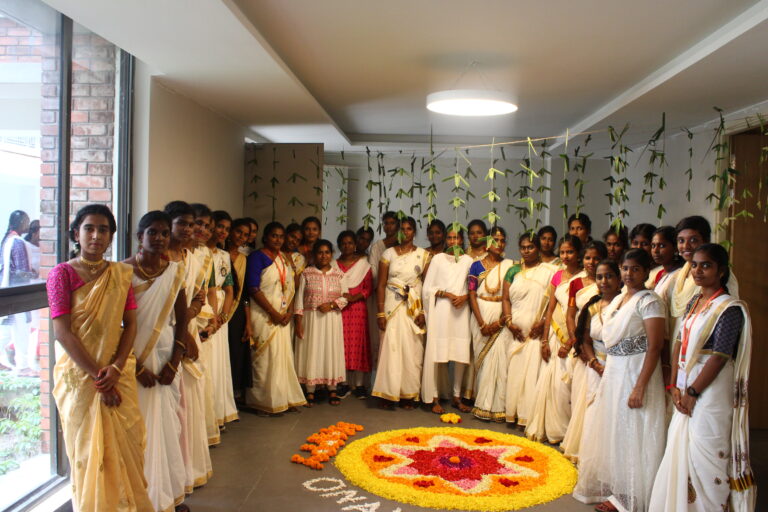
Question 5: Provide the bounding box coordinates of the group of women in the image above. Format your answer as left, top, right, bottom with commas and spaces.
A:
46, 200, 755, 512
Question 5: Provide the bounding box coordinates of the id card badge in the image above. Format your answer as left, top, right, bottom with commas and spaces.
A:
676, 362, 687, 389
281, 299, 287, 310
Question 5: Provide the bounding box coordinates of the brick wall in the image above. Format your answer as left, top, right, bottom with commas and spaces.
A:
1, 17, 117, 455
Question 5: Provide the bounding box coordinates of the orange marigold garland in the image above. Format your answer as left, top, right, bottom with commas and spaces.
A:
335, 426, 577, 511
291, 421, 364, 470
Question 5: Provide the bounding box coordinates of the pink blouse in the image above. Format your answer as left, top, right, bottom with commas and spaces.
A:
295, 266, 348, 314
46, 263, 136, 319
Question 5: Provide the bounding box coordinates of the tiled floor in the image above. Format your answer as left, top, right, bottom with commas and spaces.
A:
185, 396, 768, 512
181, 396, 596, 512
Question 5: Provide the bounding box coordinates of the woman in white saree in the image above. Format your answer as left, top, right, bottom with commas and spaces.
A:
128, 212, 189, 512
561, 241, 607, 459
421, 227, 473, 413
164, 201, 212, 493
245, 222, 306, 413
372, 217, 430, 409
466, 227, 512, 420
574, 249, 667, 512
503, 232, 554, 425
573, 260, 622, 469
525, 235, 583, 441
650, 244, 754, 512
667, 217, 738, 346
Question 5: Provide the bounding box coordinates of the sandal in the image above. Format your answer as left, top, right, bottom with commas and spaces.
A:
594, 501, 618, 512
452, 397, 471, 413
329, 392, 341, 406
431, 402, 445, 414
175, 505, 190, 512
379, 399, 395, 410
401, 400, 415, 410
304, 393, 315, 408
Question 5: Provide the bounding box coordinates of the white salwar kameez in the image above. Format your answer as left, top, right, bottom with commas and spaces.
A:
649, 295, 755, 512
561, 281, 599, 460
504, 263, 555, 425
421, 252, 473, 403
526, 270, 585, 442
371, 247, 429, 402
469, 259, 514, 421
179, 248, 213, 492
246, 253, 307, 413
294, 266, 348, 388
209, 248, 238, 425
574, 290, 667, 511
133, 262, 186, 512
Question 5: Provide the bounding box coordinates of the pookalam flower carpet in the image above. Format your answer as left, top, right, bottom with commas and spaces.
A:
335, 426, 577, 511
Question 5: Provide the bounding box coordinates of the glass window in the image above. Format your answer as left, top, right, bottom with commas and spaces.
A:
0, 1, 61, 508
0, 306, 54, 509
0, 3, 60, 290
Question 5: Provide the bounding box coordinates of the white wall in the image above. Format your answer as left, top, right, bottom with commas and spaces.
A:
133, 60, 246, 223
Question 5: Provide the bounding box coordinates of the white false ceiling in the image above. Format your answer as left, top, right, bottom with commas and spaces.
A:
42, 0, 768, 150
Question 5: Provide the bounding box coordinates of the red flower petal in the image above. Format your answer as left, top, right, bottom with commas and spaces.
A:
499, 478, 520, 487
406, 436, 420, 443
515, 455, 534, 462
414, 480, 435, 488
373, 455, 395, 462
474, 437, 492, 444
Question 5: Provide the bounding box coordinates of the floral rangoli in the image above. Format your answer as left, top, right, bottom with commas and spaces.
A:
335, 427, 577, 511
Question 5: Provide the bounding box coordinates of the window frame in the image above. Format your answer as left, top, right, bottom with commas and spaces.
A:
0, 10, 135, 512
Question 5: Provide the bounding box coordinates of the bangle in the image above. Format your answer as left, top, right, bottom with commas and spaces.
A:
135, 366, 146, 377
587, 357, 597, 368
175, 339, 187, 351
376, 312, 386, 318
110, 363, 123, 375
165, 361, 178, 373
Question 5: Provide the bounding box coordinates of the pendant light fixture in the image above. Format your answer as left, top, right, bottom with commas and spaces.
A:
426, 61, 517, 117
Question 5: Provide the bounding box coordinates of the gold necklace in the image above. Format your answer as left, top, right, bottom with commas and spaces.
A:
79, 256, 105, 274
482, 257, 502, 295
136, 254, 166, 281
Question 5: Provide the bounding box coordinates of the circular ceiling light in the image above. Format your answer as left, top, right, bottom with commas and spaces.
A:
426, 89, 518, 116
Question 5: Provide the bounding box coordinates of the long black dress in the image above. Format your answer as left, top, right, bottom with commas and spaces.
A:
228, 263, 252, 395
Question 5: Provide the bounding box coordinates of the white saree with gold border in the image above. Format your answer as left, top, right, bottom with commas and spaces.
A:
133, 262, 186, 512
371, 247, 430, 402
649, 294, 755, 511
245, 253, 306, 412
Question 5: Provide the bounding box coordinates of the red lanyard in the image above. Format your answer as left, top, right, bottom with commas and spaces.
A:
264, 249, 287, 290
680, 288, 724, 360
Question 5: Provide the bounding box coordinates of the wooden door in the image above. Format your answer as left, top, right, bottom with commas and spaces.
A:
730, 130, 768, 429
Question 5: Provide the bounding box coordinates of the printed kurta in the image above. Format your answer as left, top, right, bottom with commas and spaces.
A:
294, 266, 348, 386
337, 258, 373, 372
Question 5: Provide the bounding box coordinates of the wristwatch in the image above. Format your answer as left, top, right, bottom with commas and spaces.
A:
686, 386, 700, 398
